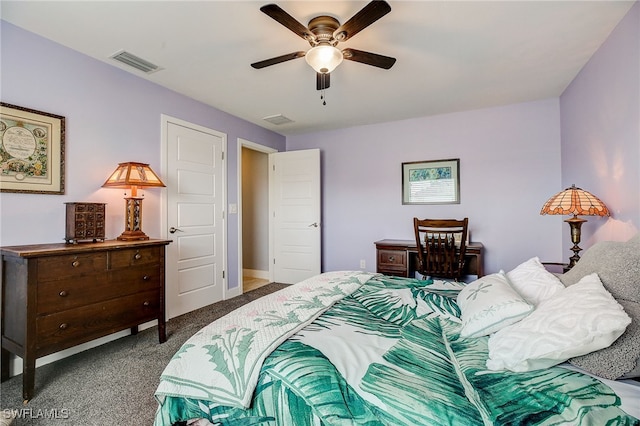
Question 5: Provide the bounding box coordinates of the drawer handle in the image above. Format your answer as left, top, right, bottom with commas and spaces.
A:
59, 323, 68, 330
143, 275, 151, 281
388, 256, 395, 262
134, 252, 142, 260
143, 301, 150, 307
59, 290, 68, 297
71, 260, 80, 267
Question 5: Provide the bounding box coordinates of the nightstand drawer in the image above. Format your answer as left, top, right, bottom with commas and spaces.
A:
38, 253, 107, 281
377, 249, 407, 275
378, 249, 406, 268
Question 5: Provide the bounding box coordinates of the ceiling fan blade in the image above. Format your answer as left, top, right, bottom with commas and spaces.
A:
333, 0, 391, 42
251, 51, 306, 69
260, 4, 314, 41
316, 72, 330, 90
342, 48, 396, 69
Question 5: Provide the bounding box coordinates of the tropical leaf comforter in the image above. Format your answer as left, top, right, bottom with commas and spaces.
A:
155, 272, 640, 426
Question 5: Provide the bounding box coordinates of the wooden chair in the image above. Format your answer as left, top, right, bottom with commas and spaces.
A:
413, 218, 469, 281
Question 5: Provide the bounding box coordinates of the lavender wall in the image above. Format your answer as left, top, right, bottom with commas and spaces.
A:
0, 22, 286, 290
3, 0, 637, 287
287, 99, 564, 275
560, 1, 640, 251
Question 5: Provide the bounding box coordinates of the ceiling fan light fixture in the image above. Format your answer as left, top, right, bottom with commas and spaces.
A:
305, 44, 343, 74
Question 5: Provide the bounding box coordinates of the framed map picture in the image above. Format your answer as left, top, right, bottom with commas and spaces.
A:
0, 103, 65, 194
402, 158, 460, 204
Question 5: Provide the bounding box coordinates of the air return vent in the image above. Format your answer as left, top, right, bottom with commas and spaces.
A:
263, 114, 294, 125
110, 50, 161, 74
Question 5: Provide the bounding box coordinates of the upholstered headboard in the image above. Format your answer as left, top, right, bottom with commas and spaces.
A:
558, 234, 640, 379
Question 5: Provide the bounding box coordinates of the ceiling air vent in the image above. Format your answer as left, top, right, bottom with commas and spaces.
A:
110, 50, 161, 74
263, 114, 294, 125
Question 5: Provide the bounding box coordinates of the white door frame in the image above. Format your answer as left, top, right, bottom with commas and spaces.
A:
160, 114, 228, 308
236, 138, 278, 296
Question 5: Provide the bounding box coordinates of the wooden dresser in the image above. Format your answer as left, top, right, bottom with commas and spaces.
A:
0, 239, 171, 401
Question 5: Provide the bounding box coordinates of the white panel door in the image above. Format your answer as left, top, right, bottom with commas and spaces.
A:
270, 149, 321, 284
165, 120, 225, 318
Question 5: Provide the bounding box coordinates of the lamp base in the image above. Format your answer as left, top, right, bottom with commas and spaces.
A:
565, 215, 587, 269
117, 196, 149, 241
116, 230, 150, 241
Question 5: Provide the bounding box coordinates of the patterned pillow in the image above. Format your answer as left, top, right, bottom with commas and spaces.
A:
486, 273, 631, 372
506, 257, 565, 306
457, 271, 533, 338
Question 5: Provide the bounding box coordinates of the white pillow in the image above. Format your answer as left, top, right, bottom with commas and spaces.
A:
506, 257, 565, 306
486, 273, 631, 372
457, 271, 533, 338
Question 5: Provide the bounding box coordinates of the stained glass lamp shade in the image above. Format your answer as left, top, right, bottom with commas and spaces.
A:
540, 184, 609, 268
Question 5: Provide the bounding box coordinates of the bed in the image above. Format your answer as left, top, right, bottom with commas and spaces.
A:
154, 235, 640, 425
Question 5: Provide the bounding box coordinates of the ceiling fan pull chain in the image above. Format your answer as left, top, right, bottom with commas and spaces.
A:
321, 89, 327, 106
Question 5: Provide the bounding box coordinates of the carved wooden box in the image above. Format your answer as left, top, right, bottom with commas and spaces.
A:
65, 202, 106, 243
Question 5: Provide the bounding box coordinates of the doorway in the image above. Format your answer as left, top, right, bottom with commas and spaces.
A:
239, 139, 276, 292
238, 143, 322, 291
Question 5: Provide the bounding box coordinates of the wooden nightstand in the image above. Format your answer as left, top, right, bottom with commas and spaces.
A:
541, 262, 571, 274
0, 239, 171, 401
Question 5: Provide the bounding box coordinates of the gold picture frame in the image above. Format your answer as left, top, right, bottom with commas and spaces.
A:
402, 158, 460, 204
0, 103, 65, 194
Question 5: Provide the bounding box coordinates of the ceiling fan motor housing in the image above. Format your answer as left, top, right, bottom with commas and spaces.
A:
307, 16, 340, 46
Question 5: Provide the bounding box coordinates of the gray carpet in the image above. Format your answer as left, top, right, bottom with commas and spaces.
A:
1, 283, 289, 425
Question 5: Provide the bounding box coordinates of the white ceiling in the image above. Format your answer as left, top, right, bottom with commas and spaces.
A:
1, 1, 635, 136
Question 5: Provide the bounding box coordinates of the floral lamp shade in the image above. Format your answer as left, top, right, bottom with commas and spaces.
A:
540, 184, 610, 217
540, 184, 610, 268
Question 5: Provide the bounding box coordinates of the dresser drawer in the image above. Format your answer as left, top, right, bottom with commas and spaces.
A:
110, 264, 161, 288
36, 289, 161, 354
110, 246, 159, 268
36, 264, 160, 315
38, 253, 107, 281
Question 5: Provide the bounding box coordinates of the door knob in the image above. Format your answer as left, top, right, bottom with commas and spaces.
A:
308, 222, 319, 228
169, 227, 183, 234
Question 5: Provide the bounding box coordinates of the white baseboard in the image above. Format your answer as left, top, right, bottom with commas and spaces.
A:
5, 319, 157, 378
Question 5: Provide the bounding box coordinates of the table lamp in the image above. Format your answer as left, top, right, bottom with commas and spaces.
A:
102, 162, 165, 241
540, 184, 609, 268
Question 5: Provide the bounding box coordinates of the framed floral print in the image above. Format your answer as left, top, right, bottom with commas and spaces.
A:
0, 103, 65, 194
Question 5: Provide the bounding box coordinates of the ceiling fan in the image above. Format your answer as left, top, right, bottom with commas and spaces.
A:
251, 1, 396, 93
